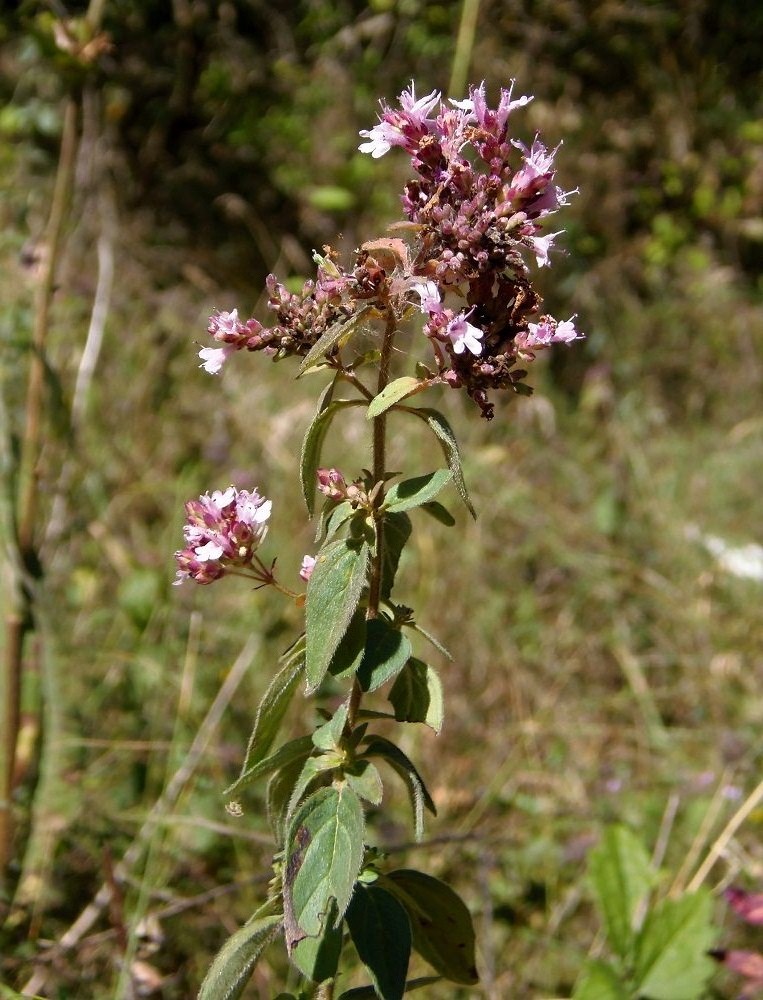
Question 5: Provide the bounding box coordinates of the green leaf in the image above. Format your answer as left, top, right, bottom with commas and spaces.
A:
198, 908, 282, 1000
306, 539, 369, 693
389, 659, 444, 733
380, 512, 412, 601
572, 960, 624, 1000
419, 501, 456, 526
383, 870, 478, 986
268, 751, 314, 844
384, 470, 452, 514
291, 901, 344, 983
329, 610, 367, 680
345, 760, 384, 805
633, 889, 716, 999
237, 639, 305, 779
337, 979, 441, 999
300, 394, 362, 515
313, 701, 349, 751
225, 735, 314, 797
285, 754, 338, 825
367, 377, 426, 420
283, 785, 365, 950
346, 884, 412, 1000
298, 304, 375, 376
361, 736, 435, 840
409, 408, 475, 518
588, 825, 654, 960
357, 618, 412, 693
315, 499, 354, 544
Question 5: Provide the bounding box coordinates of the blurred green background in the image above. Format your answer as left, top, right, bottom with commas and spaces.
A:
1, 1, 762, 996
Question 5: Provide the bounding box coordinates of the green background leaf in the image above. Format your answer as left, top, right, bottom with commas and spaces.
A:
384, 870, 478, 986
634, 889, 716, 999
588, 825, 654, 959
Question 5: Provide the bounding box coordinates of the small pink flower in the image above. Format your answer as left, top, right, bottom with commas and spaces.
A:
446, 311, 484, 356
299, 555, 316, 582
199, 345, 235, 374
515, 314, 582, 352
726, 888, 763, 926
528, 230, 564, 268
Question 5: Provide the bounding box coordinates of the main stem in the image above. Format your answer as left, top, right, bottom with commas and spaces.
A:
347, 307, 396, 729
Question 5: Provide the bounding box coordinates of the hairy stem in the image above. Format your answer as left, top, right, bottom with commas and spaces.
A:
348, 307, 396, 730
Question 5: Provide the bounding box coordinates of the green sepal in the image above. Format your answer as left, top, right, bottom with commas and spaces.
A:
407, 407, 475, 518
384, 470, 452, 514
224, 735, 314, 797
298, 304, 375, 376
389, 658, 444, 733
367, 376, 427, 420
283, 785, 365, 951
305, 538, 369, 693
382, 870, 479, 986
346, 883, 412, 1000
198, 901, 282, 1000
361, 735, 435, 840
357, 618, 412, 693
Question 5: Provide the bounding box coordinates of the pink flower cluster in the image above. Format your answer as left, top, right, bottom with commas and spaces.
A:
361, 80, 583, 417
174, 486, 272, 585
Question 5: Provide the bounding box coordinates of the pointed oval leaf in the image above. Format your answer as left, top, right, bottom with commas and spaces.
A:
329, 610, 367, 680
283, 785, 365, 950
268, 752, 314, 845
346, 760, 384, 805
237, 642, 305, 779
225, 735, 315, 797
291, 901, 344, 983
588, 825, 654, 960
384, 470, 452, 514
380, 511, 412, 601
298, 304, 375, 376
306, 539, 369, 692
346, 884, 412, 1000
367, 377, 427, 420
300, 395, 362, 515
337, 979, 441, 1000
419, 501, 456, 527
361, 736, 435, 840
357, 619, 412, 693
408, 408, 475, 518
389, 659, 444, 733
634, 889, 716, 1000
313, 701, 350, 751
198, 910, 282, 1000
383, 870, 478, 986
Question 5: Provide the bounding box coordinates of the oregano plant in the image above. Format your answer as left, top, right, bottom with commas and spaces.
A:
175, 81, 582, 999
